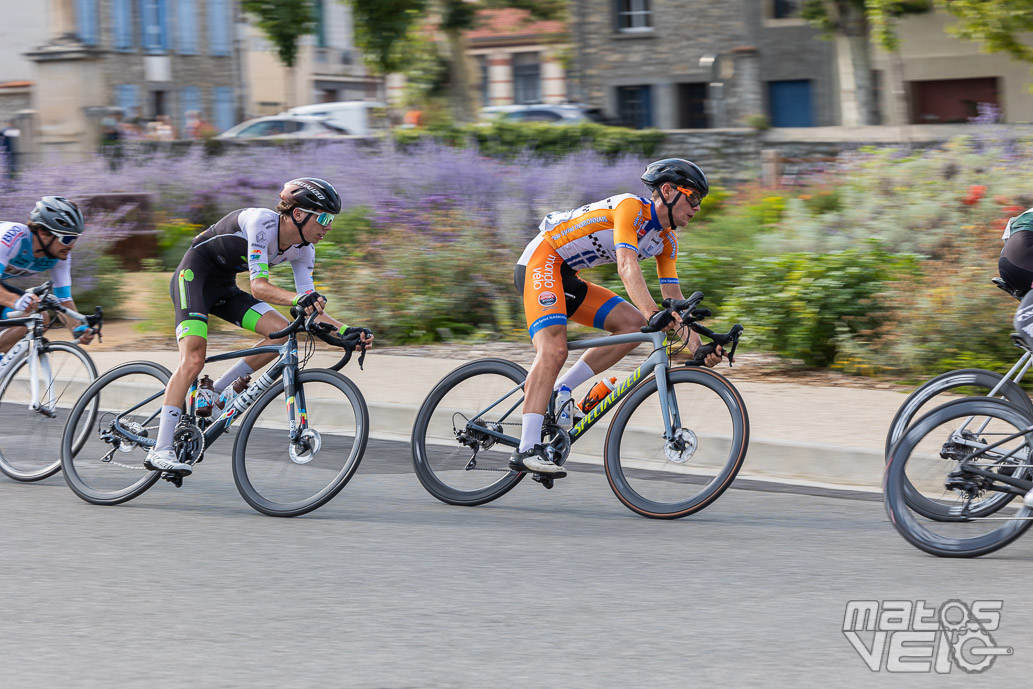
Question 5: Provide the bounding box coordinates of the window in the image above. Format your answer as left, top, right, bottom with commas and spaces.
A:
208, 0, 231, 56
616, 0, 652, 33
140, 0, 168, 53
677, 83, 709, 129
112, 0, 133, 51
616, 85, 652, 129
477, 55, 490, 106
177, 0, 199, 54
77, 0, 99, 45
315, 0, 327, 49
213, 87, 235, 133
116, 84, 140, 119
773, 0, 802, 19
512, 52, 540, 105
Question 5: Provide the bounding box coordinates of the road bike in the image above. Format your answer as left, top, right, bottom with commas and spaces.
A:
411, 292, 748, 519
60, 308, 371, 517
884, 277, 1033, 523
0, 281, 102, 482
884, 392, 1033, 557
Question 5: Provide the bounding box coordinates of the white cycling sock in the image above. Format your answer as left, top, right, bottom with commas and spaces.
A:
555, 359, 595, 394
518, 413, 544, 452
154, 405, 181, 452
213, 360, 254, 393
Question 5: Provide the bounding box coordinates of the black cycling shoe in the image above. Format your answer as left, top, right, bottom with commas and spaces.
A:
508, 445, 567, 478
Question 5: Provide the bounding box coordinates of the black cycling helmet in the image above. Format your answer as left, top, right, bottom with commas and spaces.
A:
279, 177, 342, 214
641, 158, 708, 229
30, 196, 85, 237
641, 158, 709, 197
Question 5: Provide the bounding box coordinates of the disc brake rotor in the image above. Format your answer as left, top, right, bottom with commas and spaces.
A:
665, 428, 698, 464
289, 428, 322, 464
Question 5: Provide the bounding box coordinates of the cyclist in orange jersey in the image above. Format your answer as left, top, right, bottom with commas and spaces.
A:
510, 158, 724, 476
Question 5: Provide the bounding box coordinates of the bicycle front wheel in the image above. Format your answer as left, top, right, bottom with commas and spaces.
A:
411, 358, 526, 506
605, 367, 749, 519
885, 397, 1033, 558
0, 341, 98, 482
61, 361, 169, 505
233, 368, 369, 517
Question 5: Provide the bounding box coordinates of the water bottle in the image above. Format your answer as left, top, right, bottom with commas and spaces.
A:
578, 376, 617, 414
556, 384, 573, 429
195, 374, 216, 418
215, 374, 251, 411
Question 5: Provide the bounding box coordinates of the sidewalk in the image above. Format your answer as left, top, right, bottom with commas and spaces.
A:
86, 348, 914, 492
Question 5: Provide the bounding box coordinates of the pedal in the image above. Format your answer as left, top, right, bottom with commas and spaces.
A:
161, 472, 184, 488
533, 474, 555, 489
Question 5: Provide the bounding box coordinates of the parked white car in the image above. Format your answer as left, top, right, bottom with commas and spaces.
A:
215, 115, 348, 140
282, 101, 387, 136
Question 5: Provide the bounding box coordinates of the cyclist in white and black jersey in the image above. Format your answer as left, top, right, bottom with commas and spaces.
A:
0, 196, 96, 353
145, 178, 372, 475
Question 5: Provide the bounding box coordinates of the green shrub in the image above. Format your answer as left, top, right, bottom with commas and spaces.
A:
72, 254, 127, 320
156, 218, 204, 269
724, 244, 919, 366
392, 121, 665, 159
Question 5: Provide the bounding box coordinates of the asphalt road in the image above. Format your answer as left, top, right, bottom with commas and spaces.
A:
2, 437, 1032, 688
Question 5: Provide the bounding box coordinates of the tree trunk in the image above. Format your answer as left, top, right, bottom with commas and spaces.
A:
445, 29, 476, 123
286, 66, 297, 109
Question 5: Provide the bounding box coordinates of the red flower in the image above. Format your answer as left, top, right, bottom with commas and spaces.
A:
963, 185, 987, 206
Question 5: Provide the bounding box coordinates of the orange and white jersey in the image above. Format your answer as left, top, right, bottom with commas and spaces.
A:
518, 194, 680, 284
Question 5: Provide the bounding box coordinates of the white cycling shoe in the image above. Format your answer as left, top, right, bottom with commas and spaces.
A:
144, 448, 192, 476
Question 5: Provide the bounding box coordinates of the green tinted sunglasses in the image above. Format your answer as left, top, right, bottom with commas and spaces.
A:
299, 209, 335, 226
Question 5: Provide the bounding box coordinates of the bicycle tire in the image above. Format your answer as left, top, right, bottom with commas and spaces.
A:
885, 368, 1033, 456
0, 341, 97, 482
885, 397, 1033, 557
886, 368, 1033, 521
604, 367, 749, 519
61, 361, 169, 505
232, 368, 369, 517
411, 358, 527, 506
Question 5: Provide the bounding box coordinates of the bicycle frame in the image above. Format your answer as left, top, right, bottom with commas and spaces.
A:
464, 330, 674, 450
108, 331, 309, 454
0, 315, 56, 414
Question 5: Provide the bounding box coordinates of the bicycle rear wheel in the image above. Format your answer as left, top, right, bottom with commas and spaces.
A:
885, 397, 1033, 557
233, 368, 369, 517
61, 361, 168, 505
0, 341, 97, 482
411, 359, 526, 506
604, 367, 749, 519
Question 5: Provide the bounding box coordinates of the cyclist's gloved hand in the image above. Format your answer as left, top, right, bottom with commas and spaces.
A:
693, 342, 724, 368
292, 290, 325, 313
13, 293, 39, 313
645, 309, 674, 332
73, 325, 88, 337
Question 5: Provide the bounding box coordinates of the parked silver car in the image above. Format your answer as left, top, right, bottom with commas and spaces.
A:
480, 104, 613, 125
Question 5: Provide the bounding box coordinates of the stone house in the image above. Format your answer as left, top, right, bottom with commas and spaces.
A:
25, 0, 241, 157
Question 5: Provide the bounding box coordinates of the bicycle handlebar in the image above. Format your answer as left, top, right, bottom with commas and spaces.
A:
640, 290, 744, 367
270, 305, 373, 370
6, 281, 103, 340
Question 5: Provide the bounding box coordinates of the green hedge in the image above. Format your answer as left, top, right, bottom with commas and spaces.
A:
392, 121, 665, 158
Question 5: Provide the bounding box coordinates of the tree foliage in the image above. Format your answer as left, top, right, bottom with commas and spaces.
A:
240, 0, 317, 69
800, 0, 933, 50
940, 0, 1033, 65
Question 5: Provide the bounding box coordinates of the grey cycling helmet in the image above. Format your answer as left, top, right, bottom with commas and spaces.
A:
279, 177, 342, 214
30, 196, 85, 236
641, 158, 709, 197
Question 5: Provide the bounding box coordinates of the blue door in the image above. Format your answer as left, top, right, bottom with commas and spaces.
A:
769, 80, 813, 127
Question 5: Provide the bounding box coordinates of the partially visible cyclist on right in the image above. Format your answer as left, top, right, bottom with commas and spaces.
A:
1000, 207, 1033, 298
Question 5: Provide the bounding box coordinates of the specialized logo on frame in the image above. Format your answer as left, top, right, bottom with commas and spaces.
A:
843, 599, 1011, 674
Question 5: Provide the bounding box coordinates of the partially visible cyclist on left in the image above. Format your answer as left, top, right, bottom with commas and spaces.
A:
0, 196, 95, 353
